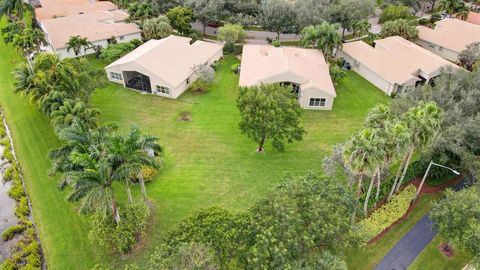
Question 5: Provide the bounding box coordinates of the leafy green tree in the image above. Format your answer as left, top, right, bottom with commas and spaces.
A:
430, 186, 480, 265
392, 102, 443, 193
1, 20, 24, 44
293, 0, 330, 33
166, 6, 194, 35
244, 173, 360, 269
380, 18, 419, 41
292, 251, 348, 270
330, 65, 346, 85
187, 0, 227, 34
142, 16, 172, 40
217, 23, 246, 45
379, 5, 411, 23
437, 0, 467, 16
66, 35, 91, 56
301, 22, 343, 60
329, 0, 375, 38
458, 42, 480, 71
259, 0, 296, 40
237, 83, 305, 152
0, 0, 24, 19
99, 42, 137, 63
350, 19, 371, 38
147, 242, 219, 270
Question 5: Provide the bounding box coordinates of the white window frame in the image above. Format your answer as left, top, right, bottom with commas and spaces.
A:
110, 72, 122, 81
309, 98, 326, 107
156, 85, 170, 95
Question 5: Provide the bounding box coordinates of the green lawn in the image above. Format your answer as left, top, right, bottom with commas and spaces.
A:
0, 20, 390, 269
409, 236, 472, 270
345, 193, 443, 270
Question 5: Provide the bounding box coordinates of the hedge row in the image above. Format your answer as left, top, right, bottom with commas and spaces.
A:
360, 184, 417, 240
0, 111, 42, 270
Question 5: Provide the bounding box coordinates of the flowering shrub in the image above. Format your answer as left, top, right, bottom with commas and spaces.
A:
360, 184, 416, 240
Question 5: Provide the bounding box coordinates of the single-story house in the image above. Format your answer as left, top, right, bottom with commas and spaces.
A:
337, 36, 457, 95
105, 35, 224, 99
40, 10, 141, 59
239, 45, 336, 110
35, 0, 118, 22
416, 18, 480, 62
466, 11, 480, 25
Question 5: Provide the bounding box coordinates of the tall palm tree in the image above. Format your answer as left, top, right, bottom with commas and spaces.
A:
110, 126, 161, 201
12, 61, 50, 103
393, 102, 443, 193
128, 1, 158, 23
66, 35, 91, 57
59, 152, 121, 222
301, 22, 342, 61
39, 90, 68, 116
386, 121, 411, 201
350, 19, 371, 38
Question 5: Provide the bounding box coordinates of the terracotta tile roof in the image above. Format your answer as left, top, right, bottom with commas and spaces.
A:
239, 45, 336, 97
35, 0, 118, 21
466, 11, 480, 25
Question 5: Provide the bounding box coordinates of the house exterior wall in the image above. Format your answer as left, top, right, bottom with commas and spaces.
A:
337, 51, 395, 95
52, 32, 142, 59
105, 47, 223, 99
299, 87, 334, 110
416, 39, 459, 62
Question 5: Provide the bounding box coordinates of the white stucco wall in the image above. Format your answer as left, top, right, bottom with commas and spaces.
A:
416, 39, 459, 62
299, 87, 335, 110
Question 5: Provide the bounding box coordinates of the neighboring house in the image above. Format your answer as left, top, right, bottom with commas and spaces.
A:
40, 10, 141, 59
416, 19, 480, 62
337, 36, 457, 95
105, 35, 223, 99
239, 45, 336, 110
466, 11, 480, 25
34, 0, 118, 22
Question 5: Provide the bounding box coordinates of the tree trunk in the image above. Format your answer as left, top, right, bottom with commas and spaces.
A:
276, 32, 280, 41
112, 201, 121, 223
126, 180, 133, 203
363, 171, 376, 216
139, 172, 148, 200
342, 27, 346, 39
387, 153, 409, 201
414, 161, 433, 202
257, 135, 266, 152
203, 21, 207, 35
395, 146, 415, 192
375, 168, 381, 201
351, 173, 363, 224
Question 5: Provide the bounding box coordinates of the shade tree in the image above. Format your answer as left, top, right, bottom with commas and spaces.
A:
237, 83, 305, 152
458, 42, 480, 71
166, 6, 194, 35
259, 0, 296, 40
186, 0, 227, 34
142, 16, 172, 40
329, 0, 375, 38
293, 0, 330, 33
380, 18, 419, 41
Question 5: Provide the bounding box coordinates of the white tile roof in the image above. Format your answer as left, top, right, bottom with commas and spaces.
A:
341, 36, 457, 84
417, 18, 480, 53
106, 35, 224, 88
239, 45, 336, 97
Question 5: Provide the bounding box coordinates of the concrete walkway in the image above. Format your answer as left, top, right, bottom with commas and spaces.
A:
374, 176, 471, 270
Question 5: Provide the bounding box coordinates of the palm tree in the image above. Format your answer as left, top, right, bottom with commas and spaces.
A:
66, 35, 91, 57
392, 102, 443, 193
0, 0, 24, 19
13, 61, 50, 103
59, 152, 121, 222
142, 16, 172, 40
386, 121, 411, 201
39, 90, 68, 116
437, 0, 466, 16
50, 99, 100, 132
301, 22, 342, 61
128, 1, 158, 23
110, 126, 161, 201
350, 19, 371, 38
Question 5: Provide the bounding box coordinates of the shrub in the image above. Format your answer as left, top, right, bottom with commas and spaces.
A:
88, 200, 150, 254
360, 184, 416, 240
231, 63, 240, 73
0, 126, 6, 138
177, 111, 192, 122
223, 42, 235, 54
15, 197, 30, 218
141, 166, 158, 182
0, 137, 10, 147
8, 179, 25, 201
3, 149, 14, 162
2, 224, 25, 241
272, 40, 281, 47
379, 5, 410, 23
100, 42, 137, 63
330, 65, 347, 85
3, 166, 14, 182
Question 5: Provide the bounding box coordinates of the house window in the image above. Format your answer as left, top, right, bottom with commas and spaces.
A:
309, 98, 326, 107
156, 85, 170, 95
110, 72, 122, 81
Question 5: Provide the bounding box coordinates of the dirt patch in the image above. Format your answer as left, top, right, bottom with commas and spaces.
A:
439, 242, 454, 257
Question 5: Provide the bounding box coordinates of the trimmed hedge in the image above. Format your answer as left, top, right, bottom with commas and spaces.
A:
360, 184, 417, 240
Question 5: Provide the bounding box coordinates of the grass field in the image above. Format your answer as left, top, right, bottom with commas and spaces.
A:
0, 19, 391, 269
409, 236, 471, 270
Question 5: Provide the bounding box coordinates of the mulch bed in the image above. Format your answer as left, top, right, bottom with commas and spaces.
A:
439, 242, 454, 257
366, 174, 464, 245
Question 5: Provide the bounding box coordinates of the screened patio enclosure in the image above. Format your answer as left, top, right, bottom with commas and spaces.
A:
123, 71, 152, 93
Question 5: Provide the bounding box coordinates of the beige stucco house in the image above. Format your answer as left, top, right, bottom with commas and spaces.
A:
239, 45, 336, 110
337, 36, 457, 95
34, 0, 118, 21
105, 35, 223, 99
416, 19, 480, 62
40, 10, 141, 59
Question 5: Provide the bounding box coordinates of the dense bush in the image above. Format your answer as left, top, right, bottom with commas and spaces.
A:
99, 41, 138, 63
8, 178, 25, 201
88, 200, 150, 254
2, 224, 25, 241
147, 242, 219, 270
223, 42, 235, 54
15, 197, 30, 218
360, 185, 416, 240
